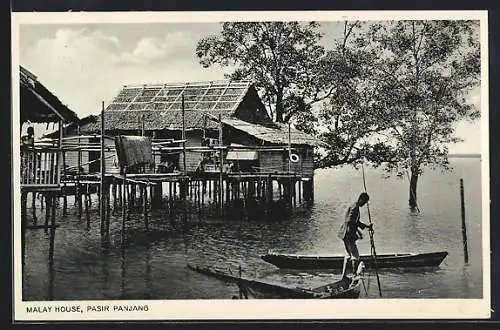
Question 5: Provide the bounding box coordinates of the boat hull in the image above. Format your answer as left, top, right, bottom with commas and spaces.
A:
261, 251, 448, 270
187, 264, 361, 299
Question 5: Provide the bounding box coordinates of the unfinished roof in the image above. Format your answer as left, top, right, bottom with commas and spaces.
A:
20, 66, 79, 123
107, 80, 253, 113
79, 80, 262, 133
221, 118, 322, 147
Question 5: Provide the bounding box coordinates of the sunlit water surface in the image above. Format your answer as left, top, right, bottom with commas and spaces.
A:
22, 158, 483, 300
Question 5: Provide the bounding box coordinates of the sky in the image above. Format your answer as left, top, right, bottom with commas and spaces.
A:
18, 22, 482, 154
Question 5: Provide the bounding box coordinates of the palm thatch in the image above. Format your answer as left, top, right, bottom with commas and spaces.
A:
221, 118, 323, 147
20, 66, 79, 123
80, 80, 258, 133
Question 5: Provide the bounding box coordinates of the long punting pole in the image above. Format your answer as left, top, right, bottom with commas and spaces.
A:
361, 162, 382, 297
100, 101, 106, 236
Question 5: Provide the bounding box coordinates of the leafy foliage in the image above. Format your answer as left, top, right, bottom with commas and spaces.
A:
196, 22, 334, 122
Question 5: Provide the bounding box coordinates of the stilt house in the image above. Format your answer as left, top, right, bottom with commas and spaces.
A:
59, 81, 320, 179
19, 66, 79, 192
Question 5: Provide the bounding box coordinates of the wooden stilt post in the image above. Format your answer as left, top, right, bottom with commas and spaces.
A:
121, 168, 127, 243
298, 179, 302, 205
106, 182, 111, 236
218, 114, 224, 214
460, 178, 469, 264
62, 150, 67, 217
112, 183, 117, 214
21, 191, 27, 227
139, 184, 144, 212
45, 194, 50, 232
181, 94, 187, 176
144, 184, 149, 232
97, 185, 101, 213
85, 185, 90, 229
100, 101, 106, 236
77, 125, 82, 216
32, 191, 37, 224
48, 194, 57, 301
118, 182, 122, 208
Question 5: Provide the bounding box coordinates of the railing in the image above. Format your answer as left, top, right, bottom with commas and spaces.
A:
20, 147, 61, 188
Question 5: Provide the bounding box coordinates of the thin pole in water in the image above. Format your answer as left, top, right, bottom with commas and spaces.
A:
100, 101, 106, 236
460, 178, 469, 264
361, 161, 383, 297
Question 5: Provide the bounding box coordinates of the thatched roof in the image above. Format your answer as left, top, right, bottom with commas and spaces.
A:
75, 80, 319, 147
80, 80, 258, 133
20, 66, 79, 123
221, 118, 322, 147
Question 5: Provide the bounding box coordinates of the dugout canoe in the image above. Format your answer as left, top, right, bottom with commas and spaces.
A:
261, 251, 448, 270
187, 263, 364, 299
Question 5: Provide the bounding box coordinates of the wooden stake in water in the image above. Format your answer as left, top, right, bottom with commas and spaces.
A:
100, 101, 106, 236
460, 178, 469, 264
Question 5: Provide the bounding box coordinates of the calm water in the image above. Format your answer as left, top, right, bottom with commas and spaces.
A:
22, 158, 483, 300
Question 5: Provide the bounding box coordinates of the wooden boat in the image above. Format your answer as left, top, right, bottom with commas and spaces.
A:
261, 251, 448, 270
187, 262, 364, 299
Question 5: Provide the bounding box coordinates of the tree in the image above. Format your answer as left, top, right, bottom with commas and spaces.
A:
314, 21, 395, 168
196, 22, 335, 122
362, 21, 480, 209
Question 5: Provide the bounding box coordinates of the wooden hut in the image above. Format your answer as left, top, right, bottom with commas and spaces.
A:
19, 65, 79, 192
59, 80, 319, 178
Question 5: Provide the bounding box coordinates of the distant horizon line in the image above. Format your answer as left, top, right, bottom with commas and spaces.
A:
448, 153, 481, 158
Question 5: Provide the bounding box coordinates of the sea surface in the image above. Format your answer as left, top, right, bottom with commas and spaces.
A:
22, 158, 484, 300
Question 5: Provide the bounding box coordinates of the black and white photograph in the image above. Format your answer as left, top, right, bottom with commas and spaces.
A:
12, 11, 489, 320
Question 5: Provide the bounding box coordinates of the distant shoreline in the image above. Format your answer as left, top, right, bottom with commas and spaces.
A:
448, 154, 481, 159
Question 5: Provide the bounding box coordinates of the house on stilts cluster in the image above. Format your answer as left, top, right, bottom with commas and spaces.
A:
46, 80, 320, 218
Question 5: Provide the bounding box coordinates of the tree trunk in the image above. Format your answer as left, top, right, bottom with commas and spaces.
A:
409, 171, 419, 209
275, 90, 284, 122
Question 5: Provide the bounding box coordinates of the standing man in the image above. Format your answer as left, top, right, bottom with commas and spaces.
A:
338, 192, 373, 274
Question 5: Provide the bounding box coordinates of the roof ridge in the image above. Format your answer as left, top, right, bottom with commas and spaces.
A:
122, 80, 253, 89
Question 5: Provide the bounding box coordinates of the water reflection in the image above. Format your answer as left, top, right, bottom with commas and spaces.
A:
23, 159, 483, 300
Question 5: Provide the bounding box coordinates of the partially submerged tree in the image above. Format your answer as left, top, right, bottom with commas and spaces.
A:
316, 20, 480, 209
363, 21, 480, 209
196, 22, 335, 122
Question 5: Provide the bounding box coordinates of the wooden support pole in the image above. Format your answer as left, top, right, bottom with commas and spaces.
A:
143, 184, 149, 232
100, 101, 106, 235
32, 192, 37, 224
218, 114, 223, 214
182, 94, 187, 176
48, 195, 57, 263
106, 182, 111, 236
21, 191, 27, 227
118, 183, 123, 208
121, 168, 127, 243
45, 194, 50, 232
288, 122, 292, 173
460, 178, 469, 264
76, 127, 82, 216
298, 180, 302, 204
139, 184, 144, 211
201, 180, 205, 209
62, 151, 67, 217
85, 185, 90, 229
112, 183, 117, 213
